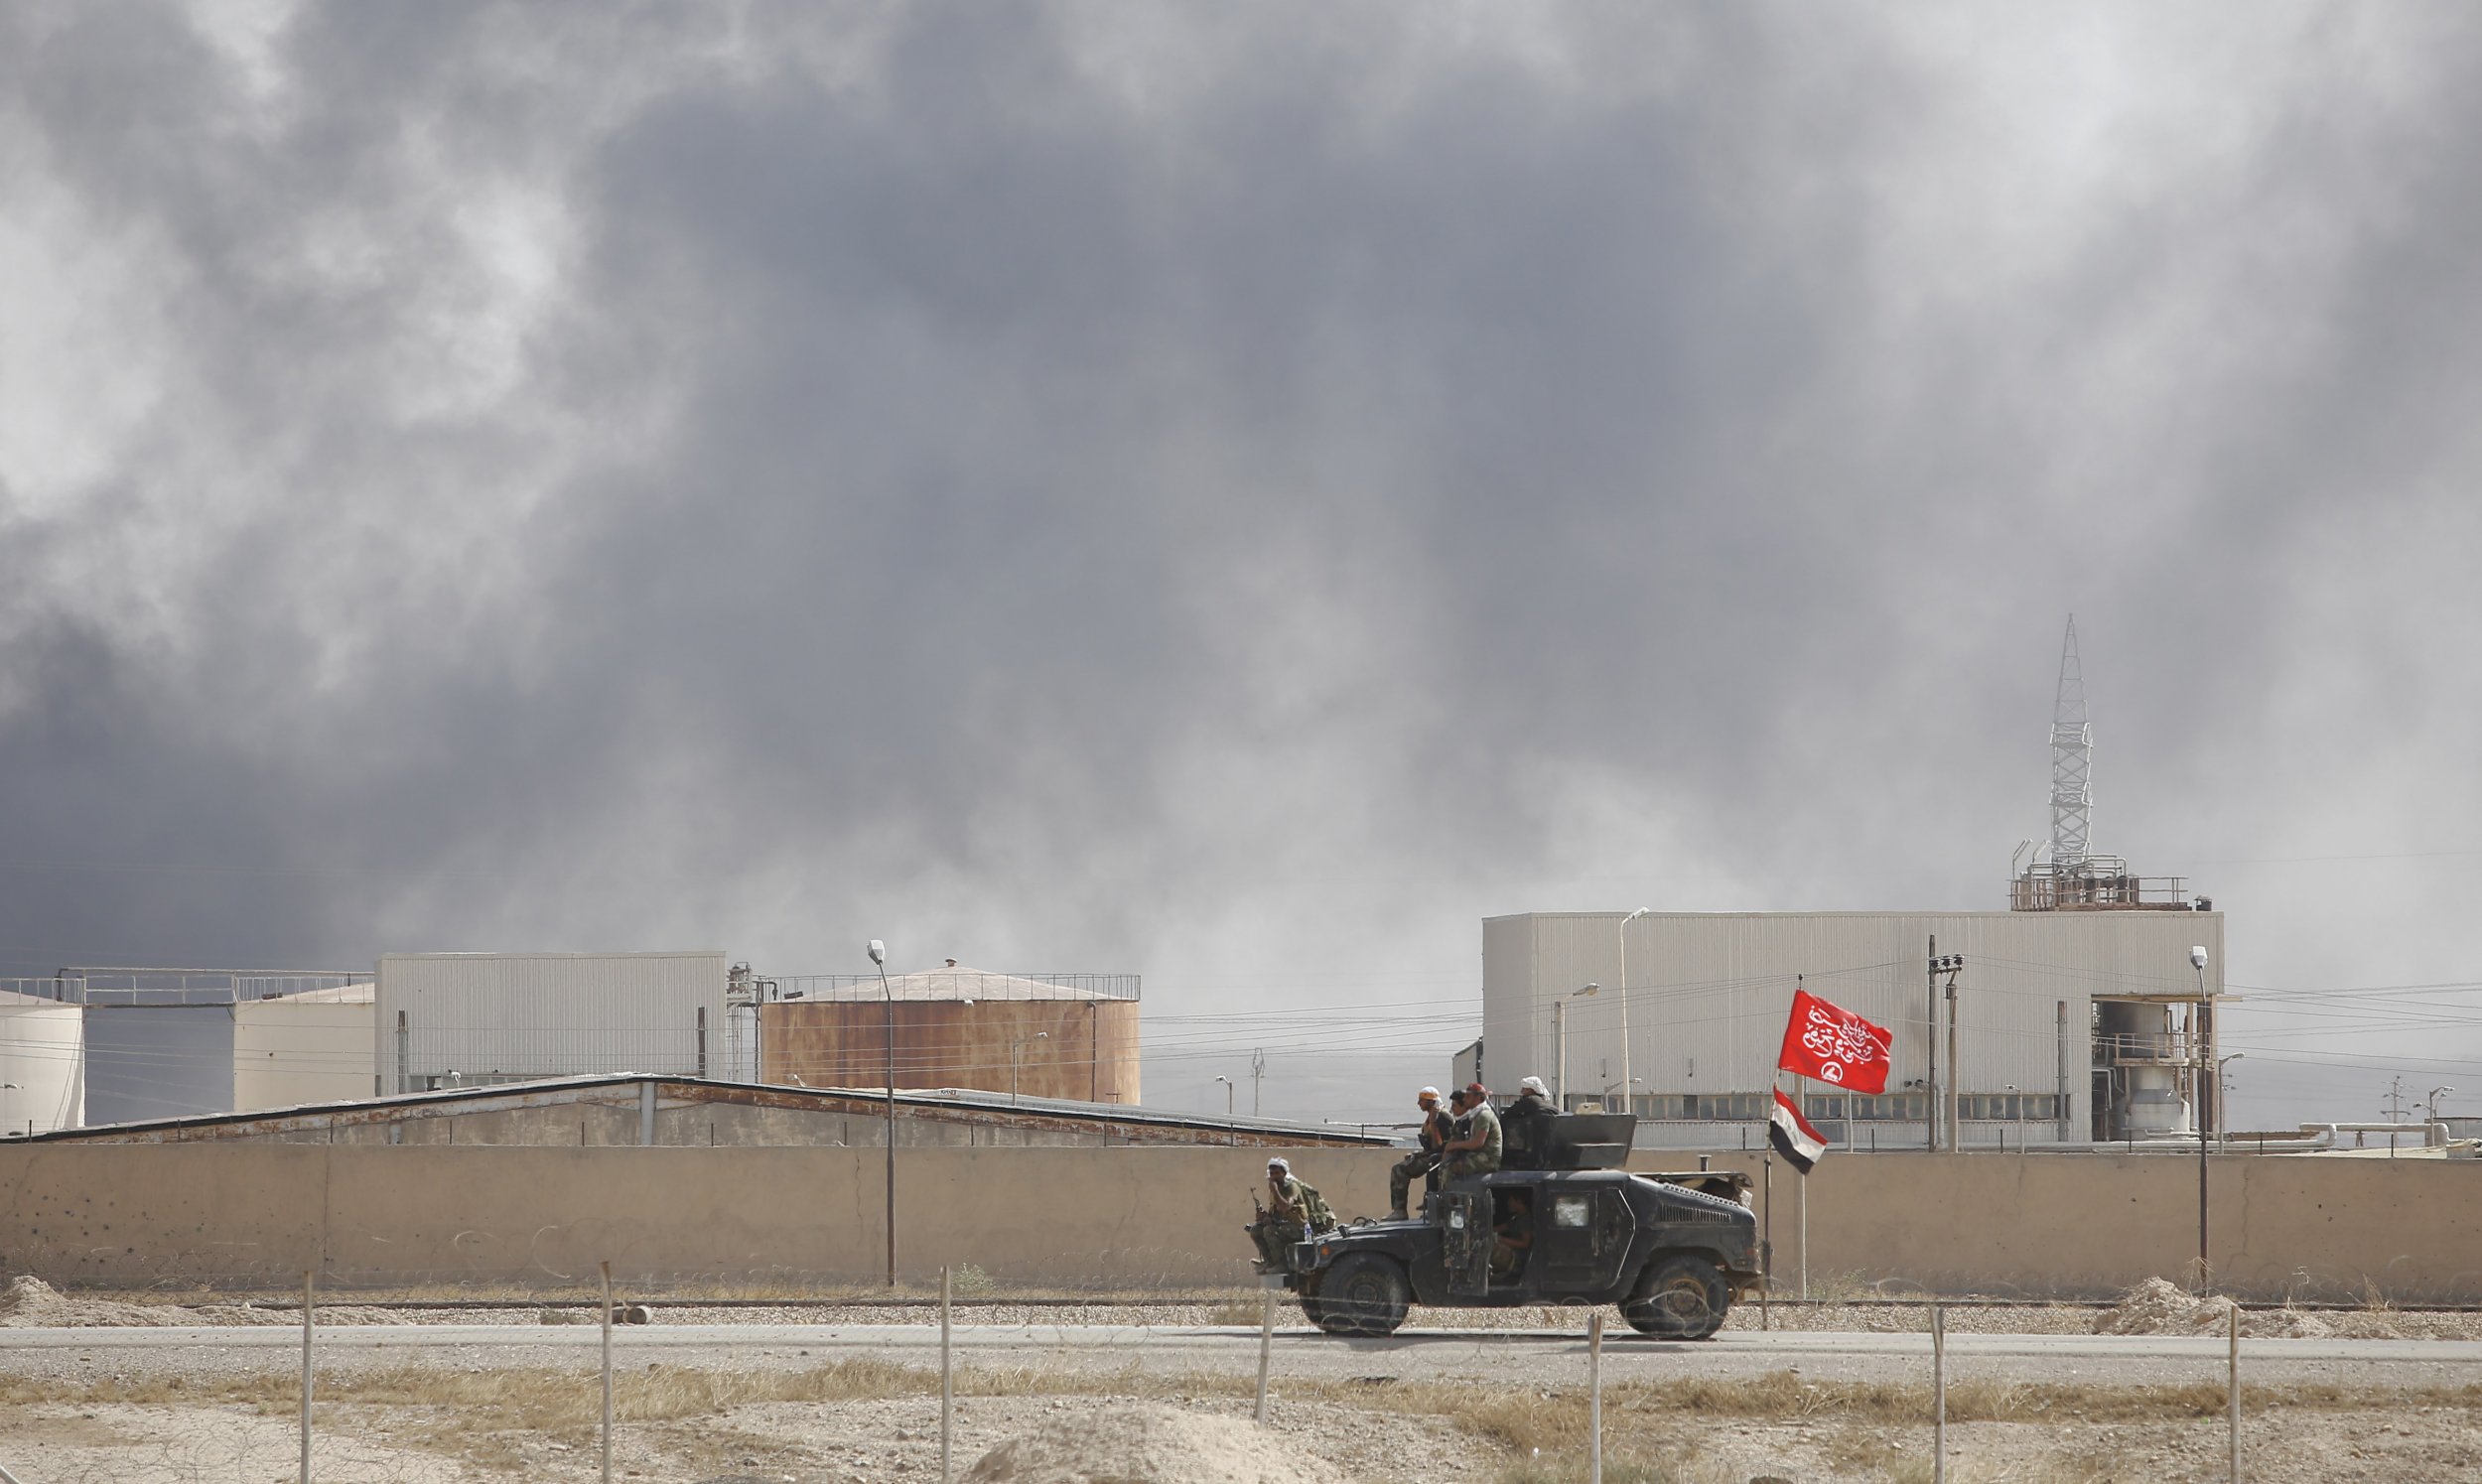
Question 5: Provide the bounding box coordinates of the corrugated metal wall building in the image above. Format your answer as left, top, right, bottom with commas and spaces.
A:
1482, 910, 2224, 1149
758, 964, 1141, 1103
376, 952, 729, 1093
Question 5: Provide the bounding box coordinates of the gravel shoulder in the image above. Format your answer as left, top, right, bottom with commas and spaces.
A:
9, 1276, 2482, 1483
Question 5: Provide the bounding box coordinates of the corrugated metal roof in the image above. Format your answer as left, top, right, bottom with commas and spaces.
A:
19, 1073, 1398, 1147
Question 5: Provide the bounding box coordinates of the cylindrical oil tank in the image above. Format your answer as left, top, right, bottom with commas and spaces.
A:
0, 990, 86, 1135
759, 965, 1140, 1104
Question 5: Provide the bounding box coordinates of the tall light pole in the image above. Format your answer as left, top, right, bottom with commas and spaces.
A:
2427, 1085, 2456, 1142
869, 939, 896, 1288
1010, 1031, 1048, 1105
1602, 1077, 1643, 1110
1555, 985, 1598, 1110
2191, 944, 2211, 1291
1214, 1075, 1234, 1119
1617, 908, 1650, 1117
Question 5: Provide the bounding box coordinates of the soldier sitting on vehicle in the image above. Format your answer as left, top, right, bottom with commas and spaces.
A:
1388, 1086, 1455, 1220
1501, 1075, 1555, 1169
1489, 1188, 1535, 1282
1247, 1156, 1336, 1274
1442, 1081, 1503, 1179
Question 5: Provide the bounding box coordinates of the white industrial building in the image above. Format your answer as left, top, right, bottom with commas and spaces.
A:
1481, 907, 2225, 1150
376, 951, 732, 1093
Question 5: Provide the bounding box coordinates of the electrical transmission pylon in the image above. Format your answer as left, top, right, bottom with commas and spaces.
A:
2048, 614, 2093, 871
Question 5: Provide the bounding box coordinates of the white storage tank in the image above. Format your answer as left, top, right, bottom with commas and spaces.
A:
377, 952, 730, 1093
232, 983, 376, 1111
0, 987, 86, 1136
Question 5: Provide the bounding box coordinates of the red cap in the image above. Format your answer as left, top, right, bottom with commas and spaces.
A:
1465, 1082, 1488, 1097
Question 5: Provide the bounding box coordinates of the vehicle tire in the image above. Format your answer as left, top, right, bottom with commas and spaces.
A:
1623, 1254, 1729, 1339
1295, 1270, 1329, 1331
1314, 1253, 1411, 1336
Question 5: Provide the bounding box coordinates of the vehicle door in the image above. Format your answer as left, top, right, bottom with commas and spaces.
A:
1438, 1188, 1492, 1297
1535, 1185, 1632, 1290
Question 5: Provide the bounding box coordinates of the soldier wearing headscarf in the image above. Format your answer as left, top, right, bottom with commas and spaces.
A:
1248, 1156, 1335, 1272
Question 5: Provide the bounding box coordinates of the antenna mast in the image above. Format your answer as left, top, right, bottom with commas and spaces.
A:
2049, 615, 2093, 871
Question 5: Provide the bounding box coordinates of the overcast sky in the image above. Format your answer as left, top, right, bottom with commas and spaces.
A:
4, 3, 2479, 1128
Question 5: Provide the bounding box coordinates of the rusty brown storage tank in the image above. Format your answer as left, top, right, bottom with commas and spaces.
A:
758, 963, 1138, 1104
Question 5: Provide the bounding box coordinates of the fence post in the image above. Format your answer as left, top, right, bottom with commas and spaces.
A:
299, 1268, 314, 1484
600, 1260, 615, 1484
2229, 1301, 2241, 1482
941, 1266, 954, 1484
1254, 1289, 1275, 1423
1931, 1303, 1947, 1484
1588, 1311, 1605, 1484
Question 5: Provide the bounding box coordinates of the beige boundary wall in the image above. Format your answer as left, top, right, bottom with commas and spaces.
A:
1, 1144, 2474, 1299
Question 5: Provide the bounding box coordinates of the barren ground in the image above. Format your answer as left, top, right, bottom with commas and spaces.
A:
5, 1277, 2480, 1483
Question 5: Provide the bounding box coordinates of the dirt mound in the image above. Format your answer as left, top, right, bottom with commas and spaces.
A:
963, 1404, 1347, 1484
0, 1276, 180, 1327
0, 1276, 408, 1328
2093, 1278, 2332, 1339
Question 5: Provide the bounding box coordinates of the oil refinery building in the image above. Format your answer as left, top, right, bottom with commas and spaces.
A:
1482, 904, 2224, 1150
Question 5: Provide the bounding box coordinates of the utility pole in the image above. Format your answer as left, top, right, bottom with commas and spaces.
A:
1925, 937, 1938, 1151
1251, 1048, 1266, 1117
2388, 1076, 2408, 1151
1930, 953, 1965, 1149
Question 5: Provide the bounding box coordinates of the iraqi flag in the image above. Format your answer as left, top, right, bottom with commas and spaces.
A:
1776, 989, 1894, 1094
1769, 1088, 1828, 1174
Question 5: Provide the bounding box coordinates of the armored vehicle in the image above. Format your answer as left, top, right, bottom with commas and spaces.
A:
1256, 1114, 1761, 1339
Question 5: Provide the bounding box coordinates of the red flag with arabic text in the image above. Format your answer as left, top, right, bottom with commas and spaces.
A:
1776, 989, 1893, 1094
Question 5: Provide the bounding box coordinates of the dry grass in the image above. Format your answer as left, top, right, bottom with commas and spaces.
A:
10, 1361, 2480, 1430
12, 1360, 2482, 1480
14, 1362, 2480, 1428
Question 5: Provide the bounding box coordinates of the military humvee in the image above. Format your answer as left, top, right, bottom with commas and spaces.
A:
1256, 1114, 1761, 1339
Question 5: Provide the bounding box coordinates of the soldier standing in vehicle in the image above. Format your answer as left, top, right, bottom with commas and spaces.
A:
1442, 1081, 1503, 1178
1388, 1086, 1454, 1220
1249, 1156, 1335, 1272
1502, 1075, 1555, 1168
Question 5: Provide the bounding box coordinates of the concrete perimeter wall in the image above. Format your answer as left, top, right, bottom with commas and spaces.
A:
1, 1144, 2473, 1299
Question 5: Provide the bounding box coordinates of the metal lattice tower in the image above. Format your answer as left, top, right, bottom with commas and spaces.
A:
2048, 615, 2093, 870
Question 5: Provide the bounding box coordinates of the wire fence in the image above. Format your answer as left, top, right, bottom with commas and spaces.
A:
4, 1280, 2414, 1484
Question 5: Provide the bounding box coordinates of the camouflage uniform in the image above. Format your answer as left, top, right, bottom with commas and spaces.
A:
1445, 1100, 1503, 1179
1249, 1174, 1335, 1272
1388, 1104, 1454, 1218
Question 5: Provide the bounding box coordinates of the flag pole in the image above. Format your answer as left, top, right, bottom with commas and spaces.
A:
1793, 1070, 1809, 1301
1759, 1149, 1772, 1330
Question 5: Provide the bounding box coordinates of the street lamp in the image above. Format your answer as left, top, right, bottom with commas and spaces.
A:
2427, 1085, 2456, 1142
1214, 1075, 1234, 1119
869, 938, 896, 1288
2191, 944, 2211, 1290
1009, 1031, 1048, 1105
1555, 984, 1598, 1110
1601, 1077, 1643, 1110
1618, 909, 1651, 1116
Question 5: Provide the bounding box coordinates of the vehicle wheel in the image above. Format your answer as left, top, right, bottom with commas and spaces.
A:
1295, 1270, 1329, 1330
1623, 1254, 1729, 1339
1315, 1254, 1410, 1336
